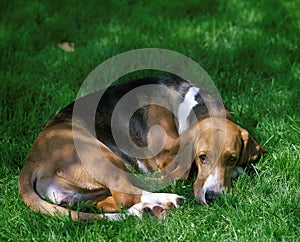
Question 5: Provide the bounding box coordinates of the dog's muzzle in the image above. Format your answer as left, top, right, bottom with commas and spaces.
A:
204, 189, 221, 205
198, 186, 222, 206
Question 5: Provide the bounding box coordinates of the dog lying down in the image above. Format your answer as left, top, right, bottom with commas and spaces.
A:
18, 76, 266, 221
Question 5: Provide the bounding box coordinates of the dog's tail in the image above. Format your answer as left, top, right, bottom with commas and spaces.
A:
18, 161, 113, 222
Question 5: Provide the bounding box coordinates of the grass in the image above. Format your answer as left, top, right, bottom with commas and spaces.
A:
1, 0, 299, 241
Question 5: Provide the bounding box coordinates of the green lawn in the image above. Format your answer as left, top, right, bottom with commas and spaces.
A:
1, 0, 299, 241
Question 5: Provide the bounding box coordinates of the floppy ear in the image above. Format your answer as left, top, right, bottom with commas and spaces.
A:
238, 128, 267, 166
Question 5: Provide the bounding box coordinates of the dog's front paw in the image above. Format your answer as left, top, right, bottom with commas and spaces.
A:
141, 191, 187, 208
127, 202, 168, 219
127, 191, 186, 219
127, 191, 187, 219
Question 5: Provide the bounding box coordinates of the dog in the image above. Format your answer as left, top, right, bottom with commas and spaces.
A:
18, 76, 266, 221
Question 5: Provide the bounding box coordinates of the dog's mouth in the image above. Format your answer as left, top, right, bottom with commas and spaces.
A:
198, 196, 209, 206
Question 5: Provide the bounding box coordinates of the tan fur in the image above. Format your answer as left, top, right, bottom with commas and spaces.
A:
19, 120, 144, 221
19, 88, 266, 220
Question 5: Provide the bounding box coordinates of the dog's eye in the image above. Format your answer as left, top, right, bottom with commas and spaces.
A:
227, 157, 237, 166
199, 155, 207, 164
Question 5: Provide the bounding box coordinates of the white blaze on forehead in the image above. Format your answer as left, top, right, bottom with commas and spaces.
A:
177, 86, 200, 135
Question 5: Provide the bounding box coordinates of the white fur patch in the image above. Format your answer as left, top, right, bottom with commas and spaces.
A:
203, 169, 220, 191
199, 169, 221, 205
102, 204, 147, 220
44, 184, 66, 204
127, 203, 145, 219
136, 160, 150, 174
141, 191, 185, 208
177, 86, 200, 134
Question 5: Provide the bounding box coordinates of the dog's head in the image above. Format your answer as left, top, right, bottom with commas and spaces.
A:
185, 118, 266, 205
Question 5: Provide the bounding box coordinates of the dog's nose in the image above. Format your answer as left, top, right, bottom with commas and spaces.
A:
205, 190, 220, 205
